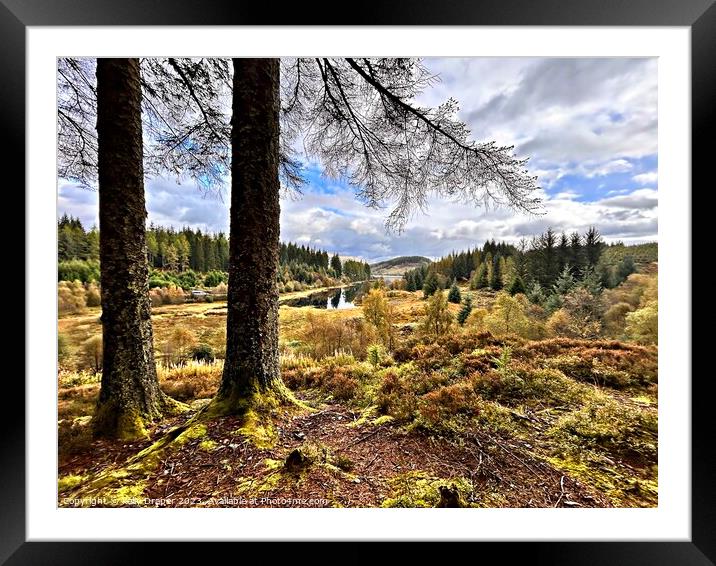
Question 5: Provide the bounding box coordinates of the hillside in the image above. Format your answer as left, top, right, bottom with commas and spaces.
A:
601, 242, 658, 267
371, 255, 432, 276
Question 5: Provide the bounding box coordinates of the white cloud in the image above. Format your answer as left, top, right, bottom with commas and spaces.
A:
598, 188, 658, 209
633, 172, 658, 185
588, 159, 633, 177
420, 57, 657, 185
553, 191, 579, 201
58, 57, 658, 261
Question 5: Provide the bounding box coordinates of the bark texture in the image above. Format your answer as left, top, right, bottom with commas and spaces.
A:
92, 58, 174, 439
214, 58, 285, 411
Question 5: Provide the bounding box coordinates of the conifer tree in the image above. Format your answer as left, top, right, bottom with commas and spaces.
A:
553, 265, 576, 296
474, 263, 489, 289
490, 255, 503, 290
330, 253, 342, 277
569, 231, 584, 276
508, 275, 526, 296
579, 264, 603, 295
423, 271, 440, 298
448, 279, 461, 303
457, 295, 473, 326
584, 226, 604, 267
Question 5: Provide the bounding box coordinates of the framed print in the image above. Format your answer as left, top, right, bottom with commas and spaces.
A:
8, 0, 712, 562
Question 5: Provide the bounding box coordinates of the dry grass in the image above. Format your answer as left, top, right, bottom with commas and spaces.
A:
157, 360, 223, 401
57, 283, 658, 507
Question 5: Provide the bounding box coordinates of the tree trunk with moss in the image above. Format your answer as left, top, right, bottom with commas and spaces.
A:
93, 58, 177, 439
212, 58, 286, 414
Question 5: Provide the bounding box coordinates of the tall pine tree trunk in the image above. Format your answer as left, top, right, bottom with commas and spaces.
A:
212, 58, 286, 413
93, 58, 178, 439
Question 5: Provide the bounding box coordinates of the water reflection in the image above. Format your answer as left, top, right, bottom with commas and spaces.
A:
281, 285, 359, 310
326, 288, 355, 310
330, 288, 341, 309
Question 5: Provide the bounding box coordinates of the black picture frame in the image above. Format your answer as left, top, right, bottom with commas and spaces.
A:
8, 0, 709, 562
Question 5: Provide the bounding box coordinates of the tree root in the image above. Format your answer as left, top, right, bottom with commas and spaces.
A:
62, 387, 310, 505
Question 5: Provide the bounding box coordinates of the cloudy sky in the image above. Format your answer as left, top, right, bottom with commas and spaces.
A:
58, 57, 657, 262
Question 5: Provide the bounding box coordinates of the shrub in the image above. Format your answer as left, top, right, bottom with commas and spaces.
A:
377, 369, 418, 421
471, 364, 584, 407
149, 287, 163, 307
546, 305, 601, 339
626, 301, 658, 345
367, 344, 382, 368
85, 282, 101, 307
465, 307, 488, 330
212, 282, 228, 295
603, 272, 657, 310
458, 346, 500, 375
546, 308, 575, 337
563, 287, 603, 331
161, 326, 197, 365
203, 270, 227, 287
58, 334, 70, 363
603, 302, 634, 337
362, 288, 396, 348
390, 279, 407, 291
58, 280, 86, 315
299, 312, 377, 360
190, 343, 215, 363
176, 270, 200, 290
148, 272, 176, 289
418, 382, 479, 427
58, 259, 100, 283
524, 318, 548, 340
80, 334, 103, 372
544, 354, 639, 388
323, 370, 359, 401
421, 292, 453, 338
484, 292, 529, 337
544, 354, 594, 381
158, 360, 222, 401
551, 398, 657, 460
410, 343, 452, 371
149, 285, 186, 307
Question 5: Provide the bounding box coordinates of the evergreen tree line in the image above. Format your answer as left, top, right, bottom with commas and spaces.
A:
58, 216, 369, 288
404, 227, 640, 298
342, 259, 372, 281
280, 242, 329, 270
58, 214, 99, 262
146, 225, 229, 272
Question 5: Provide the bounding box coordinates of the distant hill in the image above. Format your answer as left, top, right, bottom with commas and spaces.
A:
601, 242, 658, 267
370, 256, 432, 276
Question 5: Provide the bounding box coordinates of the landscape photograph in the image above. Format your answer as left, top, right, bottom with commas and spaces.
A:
57, 56, 658, 509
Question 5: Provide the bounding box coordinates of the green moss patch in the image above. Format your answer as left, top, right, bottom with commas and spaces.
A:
380, 471, 474, 508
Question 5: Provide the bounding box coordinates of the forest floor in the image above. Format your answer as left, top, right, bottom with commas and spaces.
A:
58, 287, 658, 508
59, 397, 618, 508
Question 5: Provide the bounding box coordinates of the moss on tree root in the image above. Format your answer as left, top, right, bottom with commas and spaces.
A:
63, 387, 312, 504
201, 379, 311, 420
92, 394, 189, 441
